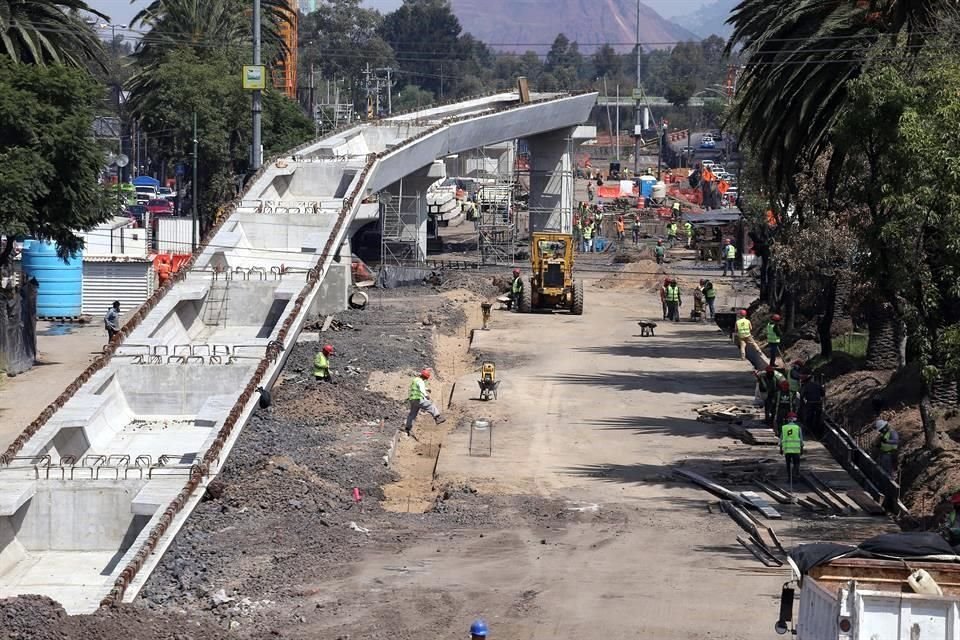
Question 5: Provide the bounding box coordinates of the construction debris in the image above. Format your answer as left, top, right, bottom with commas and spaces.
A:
697, 403, 755, 423
739, 491, 781, 519
847, 489, 886, 515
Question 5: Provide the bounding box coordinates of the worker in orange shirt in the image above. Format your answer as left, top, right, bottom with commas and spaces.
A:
156, 255, 172, 287
615, 215, 625, 243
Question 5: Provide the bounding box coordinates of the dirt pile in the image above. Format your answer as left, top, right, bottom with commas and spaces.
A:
0, 595, 227, 640
595, 259, 664, 291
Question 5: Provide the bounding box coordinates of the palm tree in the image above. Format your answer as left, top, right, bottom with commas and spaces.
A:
126, 0, 292, 113
725, 0, 950, 190
0, 0, 107, 66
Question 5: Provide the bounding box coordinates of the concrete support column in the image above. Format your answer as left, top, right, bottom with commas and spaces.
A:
526, 128, 575, 234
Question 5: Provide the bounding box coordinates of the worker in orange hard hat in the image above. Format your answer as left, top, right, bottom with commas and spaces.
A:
405, 368, 446, 437
314, 344, 335, 382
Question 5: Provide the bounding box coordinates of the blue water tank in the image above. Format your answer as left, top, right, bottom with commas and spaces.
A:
21, 240, 83, 318
639, 176, 657, 198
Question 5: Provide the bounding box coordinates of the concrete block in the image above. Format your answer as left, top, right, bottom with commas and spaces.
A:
0, 482, 36, 516
310, 263, 350, 316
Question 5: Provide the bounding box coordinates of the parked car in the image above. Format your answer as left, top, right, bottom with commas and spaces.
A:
700, 138, 716, 149
158, 186, 176, 200
146, 199, 174, 216
135, 192, 151, 205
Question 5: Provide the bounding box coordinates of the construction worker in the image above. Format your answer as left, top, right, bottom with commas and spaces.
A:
104, 301, 121, 342
683, 220, 693, 248
758, 365, 785, 425
671, 200, 681, 218
788, 360, 804, 398
594, 208, 605, 238
735, 309, 760, 360
665, 278, 681, 322
156, 255, 172, 288
774, 379, 794, 430
572, 213, 582, 251
654, 240, 665, 264
314, 344, 335, 382
470, 619, 489, 639
692, 282, 705, 321
405, 368, 446, 436
659, 277, 669, 320
766, 314, 783, 366
666, 221, 678, 247
615, 215, 625, 243
631, 215, 641, 245
701, 279, 716, 319
509, 268, 523, 311
779, 411, 803, 482
581, 218, 594, 253
587, 182, 595, 203
874, 419, 900, 475
722, 238, 737, 276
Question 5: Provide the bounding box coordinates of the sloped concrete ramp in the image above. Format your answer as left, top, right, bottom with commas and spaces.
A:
0, 91, 596, 613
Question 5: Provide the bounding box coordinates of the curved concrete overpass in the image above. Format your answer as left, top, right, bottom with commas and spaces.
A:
0, 91, 597, 613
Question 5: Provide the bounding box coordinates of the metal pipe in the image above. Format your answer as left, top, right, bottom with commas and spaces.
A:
251, 0, 263, 170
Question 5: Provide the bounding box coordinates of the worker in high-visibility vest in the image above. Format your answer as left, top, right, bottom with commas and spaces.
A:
758, 365, 785, 425
683, 221, 693, 248
722, 238, 737, 276
667, 222, 678, 248
405, 368, 446, 437
874, 419, 900, 475
779, 412, 803, 482
665, 278, 681, 322
766, 314, 783, 366
581, 218, 594, 253
314, 344, 334, 382
509, 268, 523, 311
735, 309, 760, 360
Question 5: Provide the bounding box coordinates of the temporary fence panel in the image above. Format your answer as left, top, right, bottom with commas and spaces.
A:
81, 260, 154, 317
156, 218, 200, 255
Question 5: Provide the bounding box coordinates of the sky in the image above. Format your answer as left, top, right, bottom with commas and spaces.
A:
89, 0, 712, 26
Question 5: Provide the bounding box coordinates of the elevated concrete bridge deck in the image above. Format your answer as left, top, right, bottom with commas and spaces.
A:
0, 91, 597, 613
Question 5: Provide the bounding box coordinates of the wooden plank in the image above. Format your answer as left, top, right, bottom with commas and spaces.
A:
320, 315, 334, 332
737, 536, 777, 567
801, 473, 847, 513
846, 489, 885, 515
753, 480, 791, 505
767, 527, 788, 555
673, 469, 746, 505
807, 471, 860, 513
740, 491, 782, 519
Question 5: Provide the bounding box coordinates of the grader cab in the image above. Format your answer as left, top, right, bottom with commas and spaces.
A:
518, 232, 584, 315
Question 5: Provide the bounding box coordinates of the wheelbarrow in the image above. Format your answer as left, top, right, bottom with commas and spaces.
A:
478, 361, 499, 401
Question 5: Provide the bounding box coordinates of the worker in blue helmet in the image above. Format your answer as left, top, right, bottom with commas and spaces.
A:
470, 619, 488, 638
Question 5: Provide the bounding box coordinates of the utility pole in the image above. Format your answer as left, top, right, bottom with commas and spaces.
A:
192, 112, 198, 252
251, 0, 263, 170
634, 0, 642, 176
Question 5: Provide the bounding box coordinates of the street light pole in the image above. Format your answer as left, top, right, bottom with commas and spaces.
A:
251, 0, 263, 170
634, 0, 641, 176
192, 112, 198, 252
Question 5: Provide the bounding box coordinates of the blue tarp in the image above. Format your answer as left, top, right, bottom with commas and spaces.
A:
132, 176, 160, 188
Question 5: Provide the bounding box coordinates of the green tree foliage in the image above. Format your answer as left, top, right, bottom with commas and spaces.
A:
0, 0, 106, 68
726, 0, 952, 191
0, 60, 109, 266
379, 0, 463, 96
299, 0, 394, 106
127, 47, 312, 219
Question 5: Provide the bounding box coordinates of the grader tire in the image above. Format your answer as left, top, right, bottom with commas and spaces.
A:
519, 285, 533, 313
571, 280, 584, 315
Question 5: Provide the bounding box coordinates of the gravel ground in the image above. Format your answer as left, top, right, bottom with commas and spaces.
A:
0, 287, 568, 639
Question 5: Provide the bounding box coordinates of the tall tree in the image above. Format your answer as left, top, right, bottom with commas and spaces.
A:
379, 0, 462, 96
0, 59, 110, 267
726, 0, 952, 191
0, 0, 106, 67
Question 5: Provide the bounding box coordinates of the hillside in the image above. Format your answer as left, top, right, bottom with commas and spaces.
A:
675, 0, 737, 39
449, 0, 699, 53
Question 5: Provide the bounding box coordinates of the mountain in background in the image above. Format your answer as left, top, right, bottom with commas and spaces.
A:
449, 0, 699, 53
673, 0, 737, 39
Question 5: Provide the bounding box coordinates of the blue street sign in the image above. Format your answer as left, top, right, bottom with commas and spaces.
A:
175, 162, 186, 177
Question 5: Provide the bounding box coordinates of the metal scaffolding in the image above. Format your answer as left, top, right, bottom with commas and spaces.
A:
475, 143, 519, 265
380, 180, 425, 269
